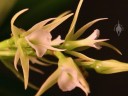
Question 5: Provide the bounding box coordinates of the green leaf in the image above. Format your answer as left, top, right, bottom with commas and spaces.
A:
73, 18, 108, 40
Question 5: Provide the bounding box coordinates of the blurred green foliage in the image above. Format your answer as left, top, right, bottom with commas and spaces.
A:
0, 0, 73, 40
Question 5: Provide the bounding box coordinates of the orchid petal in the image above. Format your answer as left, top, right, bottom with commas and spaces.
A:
58, 67, 76, 91
65, 0, 83, 40
51, 35, 64, 46
52, 11, 71, 23
85, 29, 109, 49
43, 13, 73, 32
14, 49, 20, 71
11, 8, 28, 37
27, 18, 55, 35
66, 51, 95, 61
29, 56, 49, 66
99, 42, 122, 55
35, 69, 60, 96
25, 29, 51, 57
18, 44, 29, 89
29, 65, 44, 74
73, 18, 108, 40
57, 56, 90, 95
86, 29, 100, 40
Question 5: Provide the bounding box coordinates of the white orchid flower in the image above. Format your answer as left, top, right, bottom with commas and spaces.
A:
35, 52, 90, 96
63, 29, 109, 50
25, 29, 64, 57
58, 65, 90, 95
84, 29, 108, 49
24, 12, 73, 57
58, 57, 90, 96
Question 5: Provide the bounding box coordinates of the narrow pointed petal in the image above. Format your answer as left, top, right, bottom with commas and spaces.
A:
99, 42, 122, 55
66, 51, 95, 61
44, 13, 73, 32
65, 0, 83, 40
76, 81, 90, 96
18, 45, 29, 89
35, 69, 60, 96
91, 39, 109, 49
29, 56, 49, 66
27, 18, 55, 35
39, 57, 57, 65
14, 49, 20, 71
78, 74, 90, 95
51, 35, 64, 46
11, 9, 28, 36
29, 65, 44, 74
73, 18, 108, 40
53, 11, 71, 22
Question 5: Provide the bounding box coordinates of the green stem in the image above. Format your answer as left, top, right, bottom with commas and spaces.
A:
0, 37, 15, 50
53, 51, 65, 60
0, 50, 15, 56
75, 60, 95, 69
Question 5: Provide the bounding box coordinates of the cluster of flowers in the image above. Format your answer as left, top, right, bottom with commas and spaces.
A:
0, 0, 128, 96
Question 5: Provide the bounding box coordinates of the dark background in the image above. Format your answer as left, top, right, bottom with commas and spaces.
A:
0, 0, 128, 96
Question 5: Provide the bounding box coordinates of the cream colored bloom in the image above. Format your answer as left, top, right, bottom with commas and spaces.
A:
63, 29, 108, 50
24, 11, 73, 57
58, 57, 90, 95
58, 65, 90, 95
25, 28, 64, 57
85, 29, 108, 49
